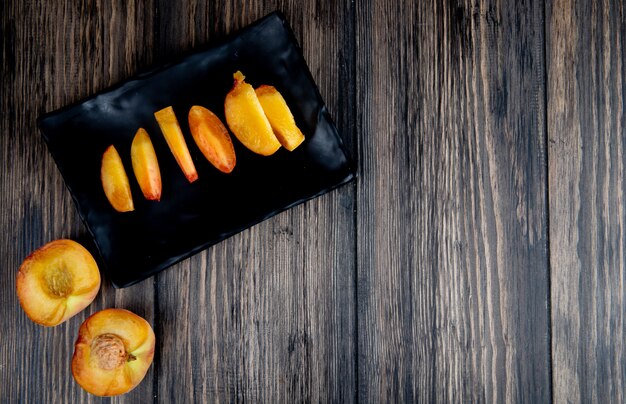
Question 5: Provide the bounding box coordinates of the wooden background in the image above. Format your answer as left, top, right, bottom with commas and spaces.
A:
1, 0, 624, 402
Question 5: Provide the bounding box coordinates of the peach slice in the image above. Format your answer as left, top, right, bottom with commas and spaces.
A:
131, 128, 162, 201
72, 308, 155, 397
188, 106, 236, 173
224, 71, 281, 156
101, 145, 134, 212
255, 85, 305, 151
16, 239, 101, 327
154, 106, 198, 183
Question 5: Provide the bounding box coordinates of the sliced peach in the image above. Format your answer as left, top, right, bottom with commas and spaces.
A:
224, 71, 281, 156
188, 106, 236, 173
154, 106, 198, 183
16, 239, 101, 327
101, 145, 134, 212
72, 308, 155, 397
255, 85, 305, 151
131, 128, 162, 201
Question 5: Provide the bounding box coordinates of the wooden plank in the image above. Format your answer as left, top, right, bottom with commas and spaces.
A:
356, 0, 551, 401
0, 1, 156, 402
547, 1, 626, 402
153, 1, 356, 402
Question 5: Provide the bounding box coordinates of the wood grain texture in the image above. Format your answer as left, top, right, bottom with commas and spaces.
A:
1, 1, 156, 402
6, 0, 626, 402
547, 1, 626, 402
356, 0, 550, 401
153, 1, 356, 402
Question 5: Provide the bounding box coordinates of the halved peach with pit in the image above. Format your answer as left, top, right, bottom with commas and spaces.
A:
154, 106, 198, 183
16, 239, 101, 326
188, 106, 236, 173
224, 71, 281, 156
101, 145, 134, 212
72, 308, 155, 396
255, 85, 305, 151
131, 128, 162, 201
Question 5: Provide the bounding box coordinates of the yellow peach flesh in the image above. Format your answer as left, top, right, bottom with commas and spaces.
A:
255, 85, 305, 151
154, 106, 198, 183
101, 145, 134, 212
188, 106, 236, 173
224, 71, 281, 156
72, 308, 155, 397
16, 239, 101, 326
131, 128, 162, 201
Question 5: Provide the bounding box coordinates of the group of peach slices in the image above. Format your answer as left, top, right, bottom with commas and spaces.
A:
16, 239, 154, 396
103, 71, 305, 212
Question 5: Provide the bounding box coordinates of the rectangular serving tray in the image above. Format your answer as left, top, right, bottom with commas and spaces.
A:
38, 12, 355, 287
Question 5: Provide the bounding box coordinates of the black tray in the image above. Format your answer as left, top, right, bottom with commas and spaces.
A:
37, 12, 355, 287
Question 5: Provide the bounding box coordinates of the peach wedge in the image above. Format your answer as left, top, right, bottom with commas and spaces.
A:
72, 308, 155, 396
131, 128, 162, 201
188, 106, 236, 173
101, 145, 134, 212
255, 85, 305, 151
16, 239, 101, 327
224, 71, 281, 156
154, 106, 198, 183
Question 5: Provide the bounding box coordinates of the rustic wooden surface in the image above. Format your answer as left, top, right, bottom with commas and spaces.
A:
1, 0, 624, 402
356, 0, 551, 401
547, 1, 626, 403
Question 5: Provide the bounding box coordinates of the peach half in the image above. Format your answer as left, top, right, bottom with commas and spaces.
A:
16, 239, 101, 326
188, 105, 236, 173
131, 128, 162, 201
224, 71, 281, 156
101, 145, 134, 212
72, 308, 155, 396
255, 85, 305, 151
154, 106, 198, 183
